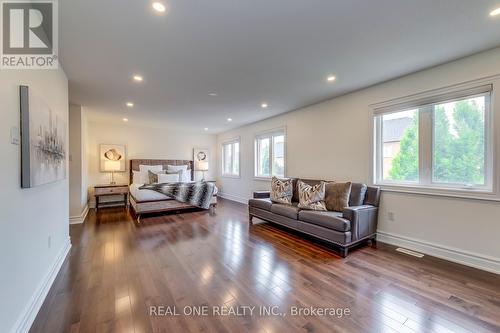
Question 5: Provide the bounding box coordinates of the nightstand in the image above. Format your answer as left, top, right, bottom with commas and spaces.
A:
94, 184, 129, 211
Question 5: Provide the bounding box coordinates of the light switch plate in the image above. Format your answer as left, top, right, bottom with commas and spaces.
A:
10, 126, 20, 145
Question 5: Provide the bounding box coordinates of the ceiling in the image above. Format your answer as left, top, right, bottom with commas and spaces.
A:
60, 0, 500, 133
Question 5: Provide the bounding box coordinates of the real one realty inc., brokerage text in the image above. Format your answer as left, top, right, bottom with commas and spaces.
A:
150, 305, 351, 318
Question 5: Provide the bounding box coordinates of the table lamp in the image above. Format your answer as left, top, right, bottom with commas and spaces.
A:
197, 161, 209, 181
104, 160, 121, 184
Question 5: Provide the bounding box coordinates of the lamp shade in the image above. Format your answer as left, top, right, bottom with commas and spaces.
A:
197, 161, 209, 171
104, 160, 121, 171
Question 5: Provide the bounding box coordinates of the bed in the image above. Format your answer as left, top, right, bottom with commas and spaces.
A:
128, 159, 217, 221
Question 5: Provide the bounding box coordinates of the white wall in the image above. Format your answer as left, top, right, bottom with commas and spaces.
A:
86, 121, 217, 206
0, 68, 69, 333
217, 47, 500, 273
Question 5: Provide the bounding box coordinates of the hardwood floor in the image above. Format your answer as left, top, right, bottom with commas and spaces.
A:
30, 198, 500, 333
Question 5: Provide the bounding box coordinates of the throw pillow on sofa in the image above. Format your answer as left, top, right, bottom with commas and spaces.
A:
270, 177, 293, 205
297, 180, 327, 211
325, 182, 352, 211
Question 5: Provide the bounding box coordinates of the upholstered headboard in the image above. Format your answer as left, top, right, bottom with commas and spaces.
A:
129, 159, 194, 184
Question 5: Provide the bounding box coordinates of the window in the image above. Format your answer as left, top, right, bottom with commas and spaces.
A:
374, 85, 492, 192
222, 139, 240, 177
255, 130, 285, 178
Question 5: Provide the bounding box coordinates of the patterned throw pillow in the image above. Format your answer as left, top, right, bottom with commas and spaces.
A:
325, 182, 352, 212
148, 170, 166, 184
270, 177, 293, 205
297, 180, 327, 211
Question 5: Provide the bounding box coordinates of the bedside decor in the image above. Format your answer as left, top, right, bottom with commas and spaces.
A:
104, 160, 121, 184
196, 161, 209, 181
100, 144, 126, 184
20, 86, 67, 188
100, 144, 126, 172
194, 148, 209, 180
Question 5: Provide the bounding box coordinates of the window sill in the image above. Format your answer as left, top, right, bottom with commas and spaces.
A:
376, 183, 499, 202
222, 174, 240, 179
254, 177, 273, 181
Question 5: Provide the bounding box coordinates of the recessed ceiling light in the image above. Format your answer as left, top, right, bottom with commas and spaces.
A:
204, 127, 209, 131
261, 103, 268, 108
208, 92, 218, 97
133, 75, 143, 82
327, 75, 336, 82
126, 102, 134, 107
152, 2, 166, 13
490, 7, 500, 16
123, 118, 129, 122
227, 118, 232, 122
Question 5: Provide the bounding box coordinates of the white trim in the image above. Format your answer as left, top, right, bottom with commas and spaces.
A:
11, 237, 71, 333
253, 177, 273, 181
377, 231, 500, 275
217, 192, 248, 205
378, 185, 500, 202
69, 204, 89, 224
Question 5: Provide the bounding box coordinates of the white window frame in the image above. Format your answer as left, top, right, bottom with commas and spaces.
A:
254, 128, 286, 180
221, 138, 240, 178
372, 82, 496, 199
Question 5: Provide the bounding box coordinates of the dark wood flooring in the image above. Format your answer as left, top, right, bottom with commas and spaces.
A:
30, 198, 500, 333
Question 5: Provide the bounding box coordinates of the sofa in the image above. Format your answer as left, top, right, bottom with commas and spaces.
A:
248, 179, 380, 257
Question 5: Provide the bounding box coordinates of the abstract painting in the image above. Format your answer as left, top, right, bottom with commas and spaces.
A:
20, 86, 67, 188
99, 144, 126, 172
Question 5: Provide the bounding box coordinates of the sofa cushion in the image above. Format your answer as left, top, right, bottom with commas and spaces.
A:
292, 179, 319, 203
271, 202, 300, 219
297, 180, 327, 211
248, 198, 273, 211
298, 210, 351, 232
349, 183, 368, 206
325, 182, 352, 212
271, 177, 293, 204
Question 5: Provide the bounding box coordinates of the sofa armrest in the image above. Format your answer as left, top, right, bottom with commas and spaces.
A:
253, 191, 270, 199
342, 205, 378, 241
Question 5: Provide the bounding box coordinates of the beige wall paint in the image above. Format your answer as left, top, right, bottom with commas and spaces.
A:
216, 47, 500, 272
0, 67, 69, 333
86, 121, 217, 205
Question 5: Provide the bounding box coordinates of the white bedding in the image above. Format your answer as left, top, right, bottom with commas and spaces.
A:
130, 182, 218, 202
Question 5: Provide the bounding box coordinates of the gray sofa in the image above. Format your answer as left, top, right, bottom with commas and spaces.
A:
248, 179, 380, 257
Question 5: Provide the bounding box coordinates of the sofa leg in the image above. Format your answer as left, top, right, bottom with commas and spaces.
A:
249, 214, 254, 225
339, 247, 348, 258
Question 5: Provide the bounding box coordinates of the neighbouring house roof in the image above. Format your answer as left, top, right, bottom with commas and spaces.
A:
383, 117, 412, 142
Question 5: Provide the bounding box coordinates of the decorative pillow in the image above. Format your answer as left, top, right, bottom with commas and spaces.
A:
148, 170, 166, 184
297, 180, 327, 211
158, 173, 180, 183
132, 170, 150, 185
166, 169, 183, 177
139, 164, 163, 173
167, 165, 191, 182
270, 177, 293, 205
325, 182, 352, 212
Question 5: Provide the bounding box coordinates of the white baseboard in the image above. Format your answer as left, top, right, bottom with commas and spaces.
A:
11, 237, 71, 333
377, 231, 500, 275
69, 204, 89, 224
218, 192, 248, 205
